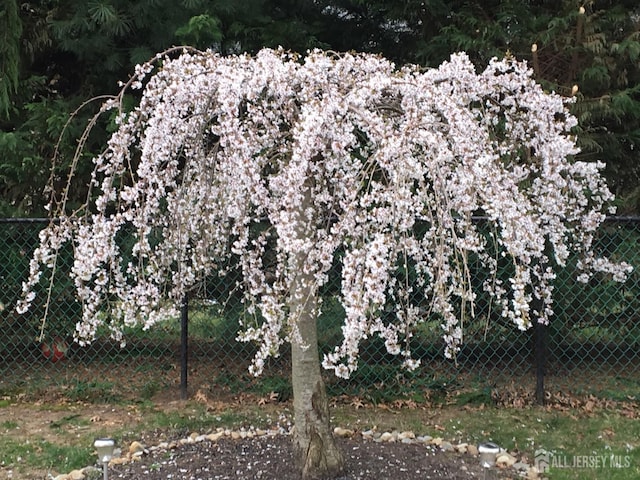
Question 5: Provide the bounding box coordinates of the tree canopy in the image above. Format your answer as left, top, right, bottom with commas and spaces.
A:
17, 46, 631, 478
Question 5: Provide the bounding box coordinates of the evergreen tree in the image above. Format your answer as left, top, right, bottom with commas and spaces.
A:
0, 0, 22, 119
2, 0, 639, 214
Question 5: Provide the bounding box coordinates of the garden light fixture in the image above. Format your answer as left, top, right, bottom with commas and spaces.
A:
478, 442, 500, 468
94, 438, 115, 480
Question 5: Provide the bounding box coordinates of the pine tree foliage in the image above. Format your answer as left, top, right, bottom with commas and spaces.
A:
2, 0, 640, 215
0, 0, 328, 216
0, 0, 22, 119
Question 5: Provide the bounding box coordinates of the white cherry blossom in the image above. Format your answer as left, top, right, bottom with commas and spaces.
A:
18, 48, 630, 378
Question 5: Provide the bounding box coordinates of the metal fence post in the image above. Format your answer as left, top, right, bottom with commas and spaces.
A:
533, 238, 553, 405
180, 295, 189, 400
534, 320, 547, 405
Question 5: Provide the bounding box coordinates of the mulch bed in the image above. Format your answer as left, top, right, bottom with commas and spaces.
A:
110, 435, 513, 479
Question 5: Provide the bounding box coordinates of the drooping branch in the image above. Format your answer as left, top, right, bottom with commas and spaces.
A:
17, 47, 630, 377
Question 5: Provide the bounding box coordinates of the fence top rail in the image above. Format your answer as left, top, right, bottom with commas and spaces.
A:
2, 216, 640, 225
0, 218, 51, 224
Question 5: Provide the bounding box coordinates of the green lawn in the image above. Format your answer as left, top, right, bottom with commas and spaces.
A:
1, 389, 639, 479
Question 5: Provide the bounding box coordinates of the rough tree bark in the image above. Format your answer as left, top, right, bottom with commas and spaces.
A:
290, 277, 345, 479
289, 184, 345, 479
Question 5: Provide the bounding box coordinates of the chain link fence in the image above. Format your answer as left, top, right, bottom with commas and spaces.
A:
1, 217, 639, 403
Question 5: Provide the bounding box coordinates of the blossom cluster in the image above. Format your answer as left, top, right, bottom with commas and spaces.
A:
18, 48, 630, 377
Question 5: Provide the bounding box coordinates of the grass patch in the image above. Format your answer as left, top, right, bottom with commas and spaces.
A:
326, 365, 467, 405
3, 393, 640, 479
139, 380, 164, 400
142, 409, 213, 433
2, 437, 93, 476
1, 419, 19, 430
439, 407, 640, 479
63, 380, 122, 403
454, 387, 493, 406
140, 407, 257, 434
329, 403, 640, 480
249, 375, 293, 401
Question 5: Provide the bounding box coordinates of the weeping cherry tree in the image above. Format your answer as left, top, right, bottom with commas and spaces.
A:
18, 48, 630, 479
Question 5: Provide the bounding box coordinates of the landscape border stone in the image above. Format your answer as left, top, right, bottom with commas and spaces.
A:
52, 425, 538, 479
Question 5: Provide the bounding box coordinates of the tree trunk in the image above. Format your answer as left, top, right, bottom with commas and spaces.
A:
290, 292, 345, 479
289, 250, 344, 478
288, 174, 344, 479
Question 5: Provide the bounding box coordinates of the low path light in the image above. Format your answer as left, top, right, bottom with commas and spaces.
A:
478, 441, 500, 468
94, 438, 115, 480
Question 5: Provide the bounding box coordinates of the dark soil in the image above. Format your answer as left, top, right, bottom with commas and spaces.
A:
110, 435, 513, 479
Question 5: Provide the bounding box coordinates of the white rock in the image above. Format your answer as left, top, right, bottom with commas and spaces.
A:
496, 453, 517, 468
379, 432, 395, 442
456, 443, 468, 454
361, 429, 375, 440
440, 441, 454, 452
333, 427, 353, 437
128, 441, 145, 454
81, 466, 102, 478
398, 431, 415, 440
526, 465, 541, 479
207, 432, 225, 442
